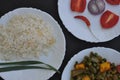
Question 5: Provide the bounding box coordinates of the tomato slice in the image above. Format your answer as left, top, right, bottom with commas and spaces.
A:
100, 10, 119, 29
117, 65, 120, 73
71, 0, 86, 13
106, 0, 120, 5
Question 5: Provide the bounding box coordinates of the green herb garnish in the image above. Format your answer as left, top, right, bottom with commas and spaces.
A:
0, 61, 60, 73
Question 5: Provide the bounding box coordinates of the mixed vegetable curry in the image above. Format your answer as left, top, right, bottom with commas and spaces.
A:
71, 52, 120, 80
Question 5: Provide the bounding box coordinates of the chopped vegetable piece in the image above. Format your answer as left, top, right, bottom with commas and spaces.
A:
74, 15, 90, 27
71, 69, 84, 77
75, 63, 85, 70
117, 65, 120, 73
106, 0, 120, 5
100, 62, 111, 72
71, 0, 86, 12
82, 75, 91, 80
88, 0, 105, 15
100, 10, 119, 28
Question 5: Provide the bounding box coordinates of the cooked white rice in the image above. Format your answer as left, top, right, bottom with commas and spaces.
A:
0, 13, 56, 61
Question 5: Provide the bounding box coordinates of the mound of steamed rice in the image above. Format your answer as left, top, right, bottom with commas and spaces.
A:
0, 13, 56, 61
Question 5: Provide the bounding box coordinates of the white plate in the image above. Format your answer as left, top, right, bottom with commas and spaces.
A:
58, 0, 120, 43
62, 47, 120, 80
0, 8, 66, 80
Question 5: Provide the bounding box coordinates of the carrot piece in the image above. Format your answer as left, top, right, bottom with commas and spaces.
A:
100, 62, 111, 72
82, 75, 91, 80
75, 63, 85, 70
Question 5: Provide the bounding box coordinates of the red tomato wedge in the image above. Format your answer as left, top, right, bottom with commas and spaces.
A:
74, 16, 91, 27
71, 0, 86, 13
106, 0, 120, 5
117, 65, 120, 73
100, 10, 119, 29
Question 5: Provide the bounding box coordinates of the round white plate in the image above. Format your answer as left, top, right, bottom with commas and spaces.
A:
62, 47, 120, 80
58, 0, 120, 42
0, 8, 66, 80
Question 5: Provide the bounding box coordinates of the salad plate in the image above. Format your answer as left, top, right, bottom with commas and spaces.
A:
58, 0, 120, 42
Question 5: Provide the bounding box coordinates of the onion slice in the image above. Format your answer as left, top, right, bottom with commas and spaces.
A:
88, 0, 105, 15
